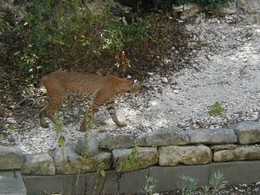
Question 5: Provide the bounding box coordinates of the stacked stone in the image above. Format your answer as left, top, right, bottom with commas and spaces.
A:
0, 121, 259, 175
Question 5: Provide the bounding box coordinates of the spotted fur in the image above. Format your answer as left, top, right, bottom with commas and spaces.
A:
40, 71, 140, 131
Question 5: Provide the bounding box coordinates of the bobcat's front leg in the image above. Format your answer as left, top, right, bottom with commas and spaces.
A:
106, 101, 126, 127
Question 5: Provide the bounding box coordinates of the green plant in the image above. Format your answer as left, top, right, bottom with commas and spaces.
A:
81, 137, 89, 159
85, 107, 94, 128
208, 101, 225, 116
120, 142, 139, 171
102, 17, 152, 72
208, 171, 228, 194
55, 110, 63, 135
178, 175, 198, 195
20, 0, 108, 76
102, 18, 151, 53
125, 142, 139, 168
55, 110, 65, 147
141, 176, 158, 195
177, 172, 228, 195
96, 161, 106, 182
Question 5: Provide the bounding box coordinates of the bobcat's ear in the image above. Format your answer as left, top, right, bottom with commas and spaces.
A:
125, 72, 133, 80
131, 79, 139, 87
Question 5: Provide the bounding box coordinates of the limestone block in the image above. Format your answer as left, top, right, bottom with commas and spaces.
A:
210, 144, 237, 151
99, 133, 135, 150
214, 145, 260, 162
136, 127, 187, 146
159, 145, 212, 166
112, 147, 158, 172
185, 128, 237, 144
75, 134, 99, 156
0, 147, 24, 170
21, 153, 55, 175
54, 147, 112, 174
238, 0, 260, 13
233, 121, 260, 144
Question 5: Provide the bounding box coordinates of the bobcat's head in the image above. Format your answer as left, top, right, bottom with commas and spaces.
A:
129, 79, 141, 93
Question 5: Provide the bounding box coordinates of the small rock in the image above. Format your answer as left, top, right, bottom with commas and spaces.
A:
161, 77, 168, 83
75, 134, 99, 156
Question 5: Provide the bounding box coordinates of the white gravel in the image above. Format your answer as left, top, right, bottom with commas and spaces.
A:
2, 12, 260, 154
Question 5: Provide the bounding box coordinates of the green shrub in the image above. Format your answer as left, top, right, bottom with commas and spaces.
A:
178, 175, 198, 195
178, 172, 228, 195
22, 0, 106, 74
0, 0, 191, 88
208, 171, 228, 194
103, 18, 151, 53
141, 176, 158, 195
12, 0, 154, 79
208, 101, 226, 116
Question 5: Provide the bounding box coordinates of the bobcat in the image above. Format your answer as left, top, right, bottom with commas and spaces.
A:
40, 71, 140, 131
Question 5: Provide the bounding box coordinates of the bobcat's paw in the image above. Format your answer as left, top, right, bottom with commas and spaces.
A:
79, 124, 87, 132
117, 122, 127, 127
95, 120, 107, 127
40, 122, 49, 128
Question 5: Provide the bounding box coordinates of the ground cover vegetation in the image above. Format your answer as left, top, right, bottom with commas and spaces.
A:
0, 0, 233, 120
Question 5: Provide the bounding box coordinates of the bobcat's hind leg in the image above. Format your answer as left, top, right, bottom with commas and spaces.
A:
106, 101, 126, 127
80, 98, 104, 131
40, 97, 64, 128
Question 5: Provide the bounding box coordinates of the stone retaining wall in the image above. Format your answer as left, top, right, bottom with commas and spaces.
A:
0, 121, 259, 176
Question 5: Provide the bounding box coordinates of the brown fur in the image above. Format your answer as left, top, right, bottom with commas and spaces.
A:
40, 71, 140, 131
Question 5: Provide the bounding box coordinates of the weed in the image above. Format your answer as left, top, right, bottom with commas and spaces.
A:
81, 137, 89, 159
96, 161, 106, 183
125, 142, 139, 169
141, 176, 158, 195
55, 110, 65, 147
120, 142, 139, 171
208, 171, 228, 194
86, 107, 94, 128
55, 110, 63, 134
208, 101, 225, 116
102, 18, 151, 54
58, 135, 65, 148
177, 172, 228, 195
178, 175, 198, 195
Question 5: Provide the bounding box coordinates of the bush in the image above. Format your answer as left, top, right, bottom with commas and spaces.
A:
0, 0, 155, 82
23, 0, 108, 75
0, 0, 190, 88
